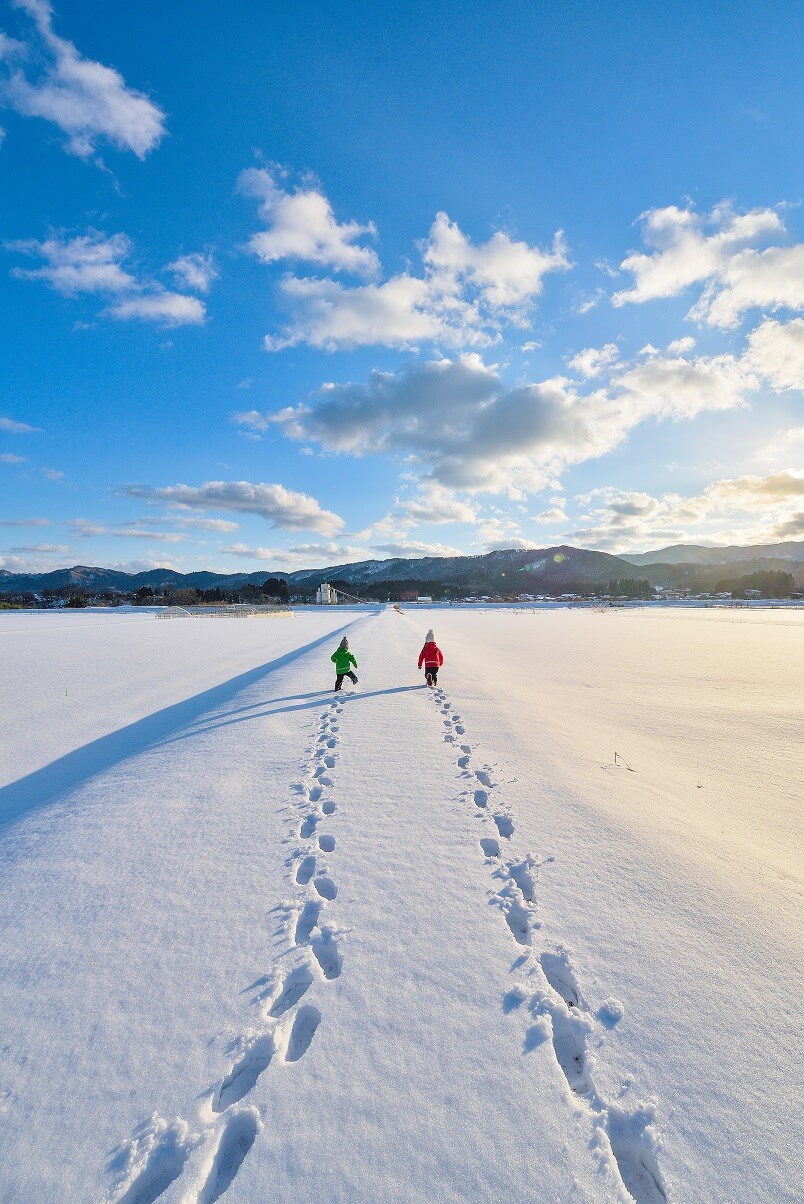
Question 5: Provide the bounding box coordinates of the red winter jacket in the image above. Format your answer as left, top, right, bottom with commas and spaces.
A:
418, 641, 444, 669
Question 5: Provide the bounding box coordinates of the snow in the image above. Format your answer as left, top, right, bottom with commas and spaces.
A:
0, 606, 802, 1202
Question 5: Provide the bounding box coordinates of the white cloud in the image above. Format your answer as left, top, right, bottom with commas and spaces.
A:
689, 244, 804, 330
757, 426, 804, 463
120, 480, 344, 537
5, 542, 68, 553
0, 452, 26, 463
667, 336, 696, 354
564, 473, 804, 551
611, 351, 756, 421
67, 520, 184, 542
693, 470, 804, 510
177, 516, 238, 533
371, 539, 462, 558
423, 211, 569, 309
398, 484, 478, 526
613, 202, 783, 304
244, 178, 570, 351
231, 409, 270, 434
576, 288, 605, 314
0, 31, 26, 60
743, 317, 804, 391
0, 415, 40, 432
6, 230, 208, 326
41, 467, 63, 480
264, 272, 489, 352
240, 167, 379, 277
567, 342, 619, 378
166, 253, 217, 293
7, 231, 136, 292
474, 515, 527, 551
269, 349, 755, 494
111, 514, 239, 534
532, 506, 568, 524
106, 292, 206, 326
2, 0, 166, 159
0, 552, 73, 573
0, 516, 49, 526
613, 201, 804, 329
222, 541, 366, 568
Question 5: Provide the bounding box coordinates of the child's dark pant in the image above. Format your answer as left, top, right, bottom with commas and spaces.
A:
425, 665, 439, 683
335, 671, 358, 691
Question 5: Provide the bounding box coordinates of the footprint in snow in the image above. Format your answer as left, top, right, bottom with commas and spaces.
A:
196, 1109, 260, 1204
480, 837, 501, 858
540, 950, 581, 1008
284, 1005, 321, 1062
493, 814, 514, 839
474, 789, 488, 808
314, 876, 337, 901
295, 855, 316, 886
475, 769, 493, 788
213, 1035, 274, 1112
607, 1106, 669, 1204
113, 1117, 198, 1204
501, 892, 531, 946
508, 857, 538, 904
312, 928, 343, 980
268, 962, 314, 1017
295, 900, 323, 944
299, 815, 320, 839
322, 800, 336, 816
457, 755, 471, 769
318, 834, 336, 852
549, 1010, 591, 1095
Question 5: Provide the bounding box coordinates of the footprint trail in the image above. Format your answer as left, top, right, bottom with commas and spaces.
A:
109, 691, 349, 1203
428, 682, 668, 1203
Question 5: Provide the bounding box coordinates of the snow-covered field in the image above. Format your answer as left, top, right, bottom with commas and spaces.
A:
0, 606, 801, 1202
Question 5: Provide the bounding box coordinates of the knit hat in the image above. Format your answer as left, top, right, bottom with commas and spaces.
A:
425, 629, 434, 642
339, 637, 349, 649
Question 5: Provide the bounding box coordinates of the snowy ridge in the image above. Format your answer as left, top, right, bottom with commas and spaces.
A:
431, 684, 668, 1203
108, 695, 347, 1203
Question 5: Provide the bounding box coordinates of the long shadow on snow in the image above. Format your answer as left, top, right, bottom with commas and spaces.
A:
0, 623, 355, 832
159, 684, 425, 746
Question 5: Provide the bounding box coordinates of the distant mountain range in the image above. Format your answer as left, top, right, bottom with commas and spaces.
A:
619, 540, 804, 566
1, 539, 802, 595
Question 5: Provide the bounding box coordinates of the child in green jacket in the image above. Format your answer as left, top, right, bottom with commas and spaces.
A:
331, 637, 358, 691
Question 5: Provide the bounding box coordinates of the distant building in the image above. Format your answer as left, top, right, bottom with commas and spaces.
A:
416, 596, 433, 604
316, 583, 335, 605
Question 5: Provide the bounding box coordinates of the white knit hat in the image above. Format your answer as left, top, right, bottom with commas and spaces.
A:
426, 629, 434, 641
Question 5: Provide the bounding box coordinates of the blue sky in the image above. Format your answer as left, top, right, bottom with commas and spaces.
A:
1, 0, 802, 575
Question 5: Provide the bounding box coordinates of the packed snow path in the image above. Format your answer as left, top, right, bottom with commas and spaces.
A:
0, 607, 801, 1202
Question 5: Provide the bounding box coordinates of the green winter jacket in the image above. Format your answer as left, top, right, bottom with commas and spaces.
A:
331, 647, 357, 673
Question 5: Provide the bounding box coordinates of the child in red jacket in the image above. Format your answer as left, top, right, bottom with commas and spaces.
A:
418, 628, 444, 687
